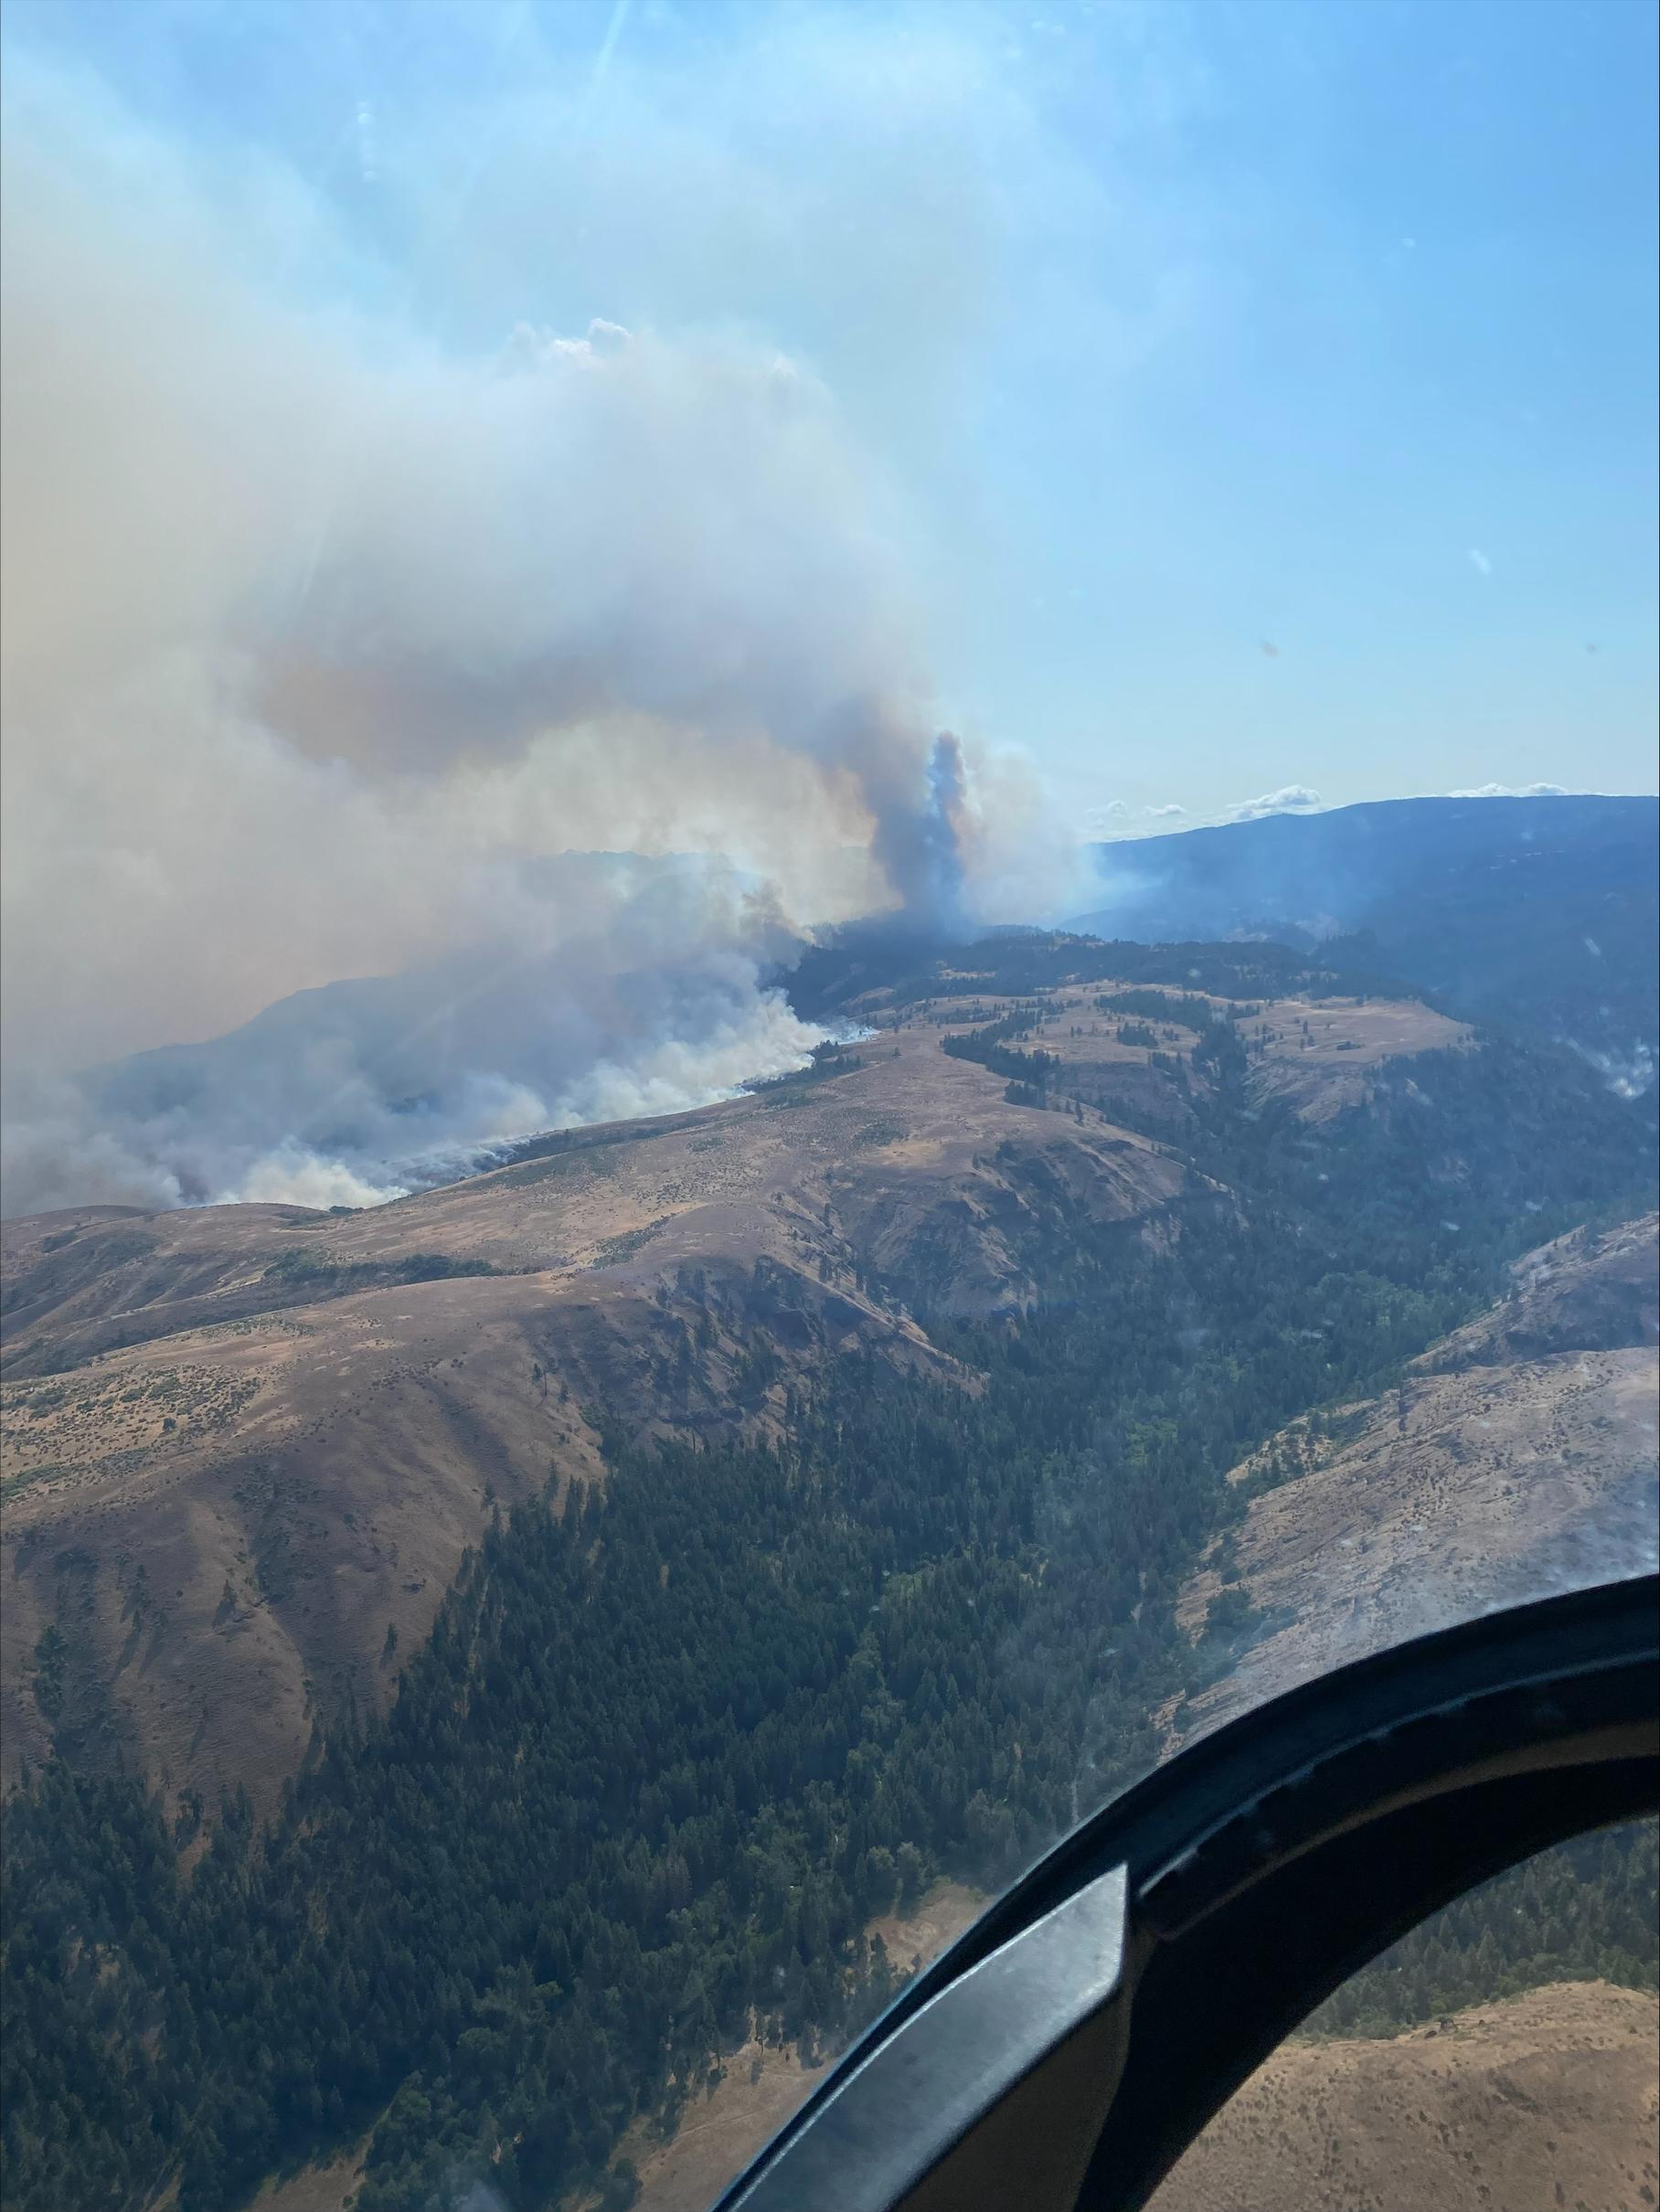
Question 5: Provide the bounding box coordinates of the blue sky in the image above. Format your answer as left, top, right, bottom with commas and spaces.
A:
5, 0, 1656, 835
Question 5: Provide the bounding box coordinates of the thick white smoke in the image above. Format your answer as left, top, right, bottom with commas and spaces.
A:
3, 856, 829, 1212
0, 55, 1029, 1217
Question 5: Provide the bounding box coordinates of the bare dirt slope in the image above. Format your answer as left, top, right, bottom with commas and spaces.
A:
1176, 1216, 1659, 1741
2, 1017, 1186, 1813
1151, 1980, 1660, 2212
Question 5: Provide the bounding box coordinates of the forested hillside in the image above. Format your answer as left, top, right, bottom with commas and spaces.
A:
1308, 1821, 1658, 2038
1066, 794, 1660, 1060
3, 948, 1655, 2212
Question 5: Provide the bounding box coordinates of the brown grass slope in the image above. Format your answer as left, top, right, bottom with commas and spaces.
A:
1152, 1981, 1659, 2212
0, 975, 1476, 1815
1, 1012, 1191, 1813
1176, 1213, 1659, 1742
260, 1977, 1659, 2212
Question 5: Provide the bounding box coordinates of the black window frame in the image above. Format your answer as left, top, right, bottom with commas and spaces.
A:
715, 1569, 1659, 2212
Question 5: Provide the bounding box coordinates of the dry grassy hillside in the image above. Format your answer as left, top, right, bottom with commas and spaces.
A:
262, 1975, 1658, 2212
1419, 1213, 1659, 1371
0, 970, 1487, 1815
1, 1010, 1190, 1813
1152, 1981, 1659, 2212
883, 973, 1470, 1126
1175, 1214, 1659, 1741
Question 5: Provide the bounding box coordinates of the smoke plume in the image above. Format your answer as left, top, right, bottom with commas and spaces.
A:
0, 53, 1012, 1216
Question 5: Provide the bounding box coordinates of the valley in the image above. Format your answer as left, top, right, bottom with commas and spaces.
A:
2, 931, 1655, 2212
1, 994, 1192, 1813
0, 946, 1472, 1816
6, 12, 1655, 2206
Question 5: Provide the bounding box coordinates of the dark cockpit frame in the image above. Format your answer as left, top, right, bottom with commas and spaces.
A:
714, 1570, 1659, 2212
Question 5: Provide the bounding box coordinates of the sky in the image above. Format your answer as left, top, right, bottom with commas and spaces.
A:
2, 0, 1655, 1207
5, 0, 1653, 845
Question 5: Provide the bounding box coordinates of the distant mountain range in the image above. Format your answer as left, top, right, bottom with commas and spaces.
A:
1067, 794, 1658, 1069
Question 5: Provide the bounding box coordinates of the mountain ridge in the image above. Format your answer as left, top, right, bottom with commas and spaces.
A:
1067, 793, 1658, 1056
2, 929, 1653, 2212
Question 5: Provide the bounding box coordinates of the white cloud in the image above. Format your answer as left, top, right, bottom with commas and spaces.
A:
1084, 801, 1186, 840
1084, 799, 1190, 843
1220, 784, 1323, 824
1447, 782, 1570, 799
1466, 547, 1493, 577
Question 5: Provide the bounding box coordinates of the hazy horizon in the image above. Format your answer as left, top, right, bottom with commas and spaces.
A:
3, 0, 1655, 1204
